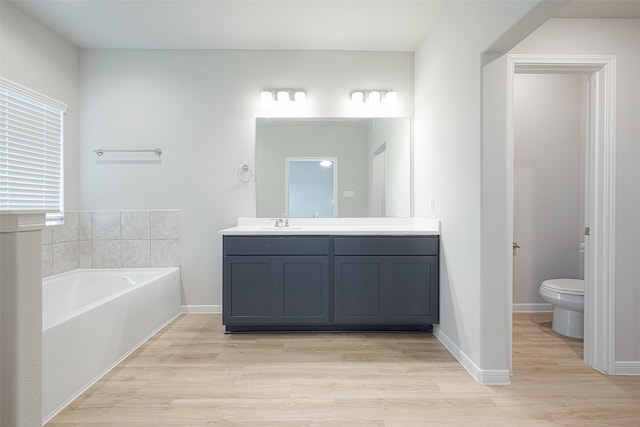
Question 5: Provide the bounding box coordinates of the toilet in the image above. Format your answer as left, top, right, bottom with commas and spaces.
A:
539, 278, 584, 339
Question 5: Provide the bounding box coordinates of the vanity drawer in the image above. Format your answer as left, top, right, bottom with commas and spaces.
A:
334, 236, 438, 256
224, 236, 329, 255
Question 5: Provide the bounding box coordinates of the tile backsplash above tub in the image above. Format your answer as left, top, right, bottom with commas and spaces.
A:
42, 210, 180, 277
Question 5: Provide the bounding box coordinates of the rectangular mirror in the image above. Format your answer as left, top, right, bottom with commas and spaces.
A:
256, 117, 411, 218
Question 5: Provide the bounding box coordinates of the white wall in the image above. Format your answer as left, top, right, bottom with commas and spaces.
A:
0, 2, 80, 210
78, 49, 414, 307
256, 120, 369, 218
414, 0, 563, 379
513, 74, 585, 306
511, 18, 640, 368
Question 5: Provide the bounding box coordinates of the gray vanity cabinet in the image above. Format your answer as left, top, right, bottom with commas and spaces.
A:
334, 237, 439, 325
222, 234, 439, 332
223, 237, 329, 327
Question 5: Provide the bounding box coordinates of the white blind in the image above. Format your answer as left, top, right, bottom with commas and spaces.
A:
0, 77, 67, 221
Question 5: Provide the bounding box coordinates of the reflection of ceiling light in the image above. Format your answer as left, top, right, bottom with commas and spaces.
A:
320, 160, 332, 167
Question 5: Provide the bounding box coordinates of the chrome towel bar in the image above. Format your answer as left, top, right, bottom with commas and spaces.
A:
93, 148, 162, 157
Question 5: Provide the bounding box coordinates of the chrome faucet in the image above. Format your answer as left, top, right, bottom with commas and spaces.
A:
273, 217, 289, 227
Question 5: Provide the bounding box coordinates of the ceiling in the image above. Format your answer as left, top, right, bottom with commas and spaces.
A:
9, 0, 447, 51
9, 0, 640, 51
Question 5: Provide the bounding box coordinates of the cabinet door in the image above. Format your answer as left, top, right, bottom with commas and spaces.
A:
276, 256, 329, 324
334, 256, 385, 324
386, 256, 439, 324
223, 256, 276, 324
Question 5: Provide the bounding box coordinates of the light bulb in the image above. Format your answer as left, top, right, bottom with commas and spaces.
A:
294, 91, 306, 103
277, 91, 290, 104
368, 91, 381, 104
261, 90, 273, 105
351, 91, 364, 104
385, 91, 398, 105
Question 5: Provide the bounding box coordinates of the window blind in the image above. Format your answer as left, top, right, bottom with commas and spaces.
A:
0, 77, 67, 223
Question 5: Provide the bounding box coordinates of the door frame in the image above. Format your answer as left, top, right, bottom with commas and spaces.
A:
505, 54, 616, 373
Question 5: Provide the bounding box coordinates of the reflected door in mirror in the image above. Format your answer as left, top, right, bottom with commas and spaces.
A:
287, 158, 336, 218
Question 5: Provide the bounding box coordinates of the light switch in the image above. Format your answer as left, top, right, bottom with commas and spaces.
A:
429, 197, 435, 212
343, 190, 355, 198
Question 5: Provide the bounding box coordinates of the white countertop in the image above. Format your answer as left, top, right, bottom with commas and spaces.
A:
218, 217, 440, 236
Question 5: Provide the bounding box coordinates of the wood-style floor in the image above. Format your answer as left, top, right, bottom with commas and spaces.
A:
47, 313, 640, 426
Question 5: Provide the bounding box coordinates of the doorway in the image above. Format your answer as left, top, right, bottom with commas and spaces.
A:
505, 54, 617, 374
512, 73, 587, 312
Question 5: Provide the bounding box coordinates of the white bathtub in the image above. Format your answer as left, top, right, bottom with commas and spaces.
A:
42, 268, 181, 424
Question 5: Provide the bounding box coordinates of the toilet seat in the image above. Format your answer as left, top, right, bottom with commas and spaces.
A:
541, 278, 584, 296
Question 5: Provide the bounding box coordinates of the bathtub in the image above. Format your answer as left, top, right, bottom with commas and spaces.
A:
42, 268, 181, 424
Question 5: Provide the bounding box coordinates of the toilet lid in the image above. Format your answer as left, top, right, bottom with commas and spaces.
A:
541, 279, 584, 295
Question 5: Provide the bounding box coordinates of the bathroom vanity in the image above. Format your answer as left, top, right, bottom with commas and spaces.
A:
219, 218, 440, 333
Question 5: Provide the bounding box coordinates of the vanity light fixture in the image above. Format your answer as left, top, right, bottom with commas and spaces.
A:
350, 90, 398, 105
319, 160, 333, 167
260, 89, 306, 106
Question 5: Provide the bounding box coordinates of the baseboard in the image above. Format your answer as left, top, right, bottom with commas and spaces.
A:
615, 361, 640, 375
512, 303, 553, 313
181, 304, 222, 314
434, 325, 511, 385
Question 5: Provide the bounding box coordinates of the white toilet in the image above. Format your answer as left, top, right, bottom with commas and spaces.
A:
539, 278, 584, 339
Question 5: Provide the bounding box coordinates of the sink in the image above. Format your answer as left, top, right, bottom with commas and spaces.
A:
258, 226, 304, 231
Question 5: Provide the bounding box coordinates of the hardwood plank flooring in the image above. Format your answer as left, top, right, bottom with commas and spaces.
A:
47, 313, 640, 426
